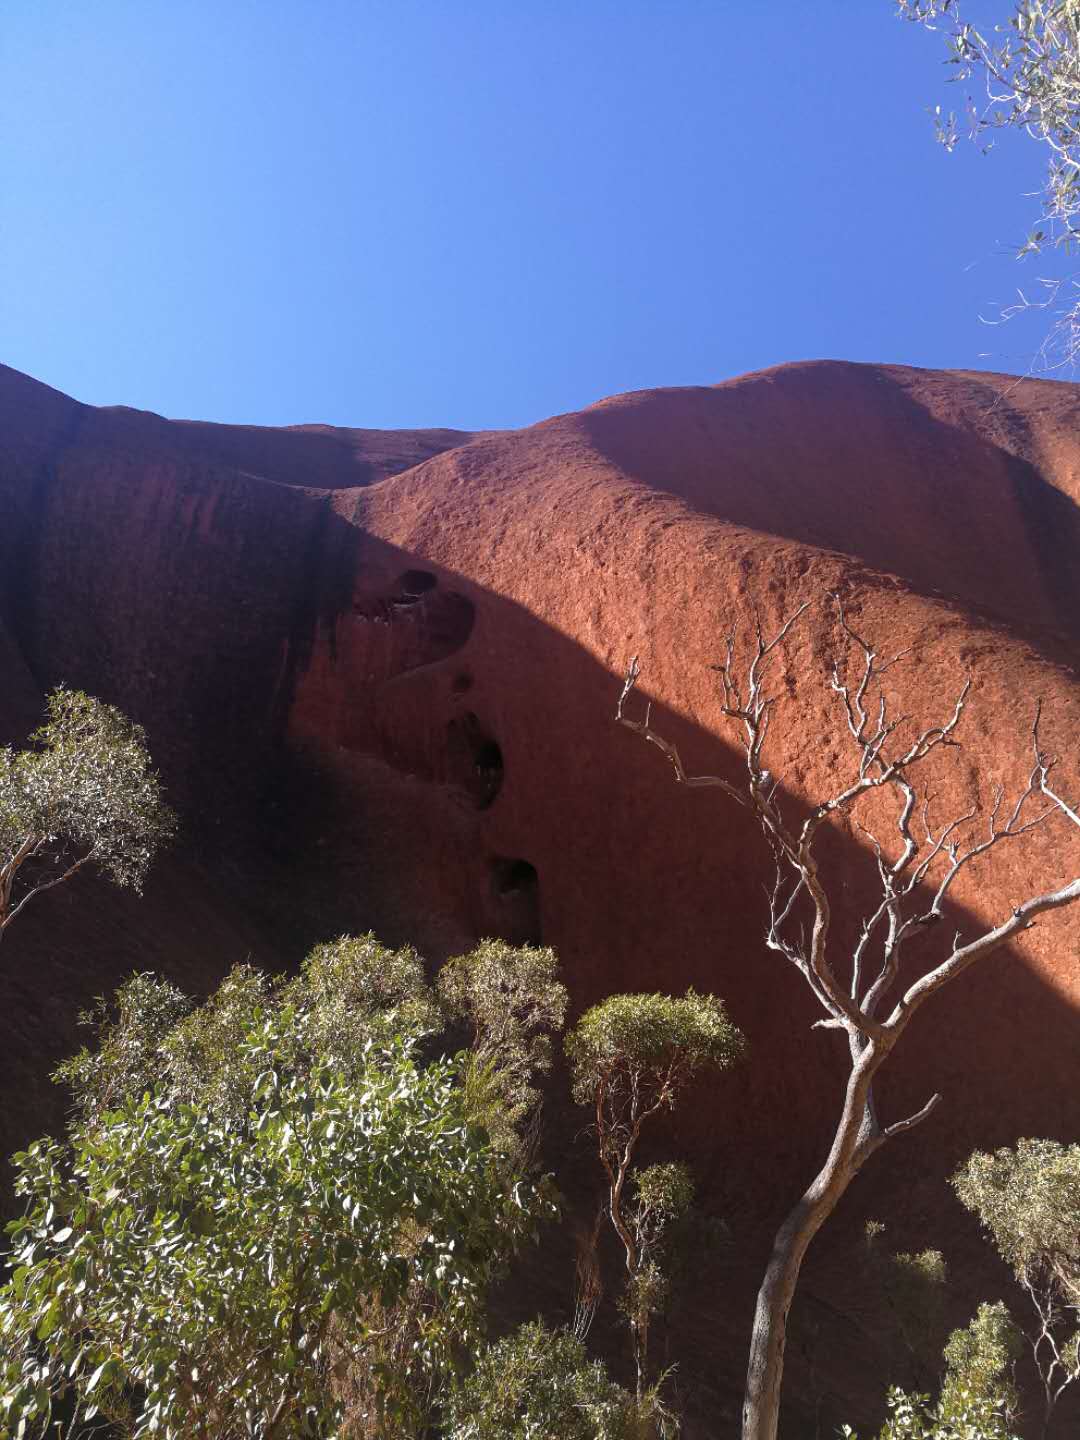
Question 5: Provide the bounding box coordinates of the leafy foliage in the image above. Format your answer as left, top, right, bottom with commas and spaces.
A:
59, 934, 440, 1127
953, 1139, 1080, 1296
565, 990, 745, 1109
842, 1383, 1019, 1440
954, 1139, 1080, 1424
437, 940, 567, 1156
844, 1297, 1022, 1440
54, 971, 193, 1125
445, 1320, 637, 1440
899, 0, 1080, 369
566, 991, 744, 1405
288, 932, 441, 1066
873, 1234, 950, 1388
888, 1251, 948, 1335
620, 1163, 697, 1341
630, 1163, 695, 1260
0, 1012, 552, 1439
0, 687, 175, 941
941, 1302, 1022, 1418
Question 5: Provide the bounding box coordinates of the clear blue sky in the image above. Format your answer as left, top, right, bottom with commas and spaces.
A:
0, 2, 1056, 430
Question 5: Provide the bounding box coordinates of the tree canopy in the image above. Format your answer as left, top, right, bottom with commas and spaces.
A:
0, 994, 553, 1438
953, 1139, 1080, 1429
953, 1139, 1080, 1294
438, 939, 567, 1156
565, 989, 745, 1109
0, 687, 175, 944
445, 1321, 637, 1440
566, 989, 744, 1403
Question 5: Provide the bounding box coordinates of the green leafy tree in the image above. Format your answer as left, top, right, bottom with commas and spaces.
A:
843, 1383, 1018, 1440
941, 1301, 1022, 1419
437, 939, 567, 1158
954, 1139, 1080, 1436
0, 687, 175, 945
0, 1009, 552, 1439
54, 970, 194, 1124
58, 933, 440, 1127
842, 1302, 1022, 1440
566, 990, 746, 1401
445, 1320, 638, 1440
617, 1162, 696, 1403
288, 932, 442, 1065
898, 0, 1080, 370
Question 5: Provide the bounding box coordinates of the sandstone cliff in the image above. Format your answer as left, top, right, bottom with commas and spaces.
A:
2, 359, 1078, 1433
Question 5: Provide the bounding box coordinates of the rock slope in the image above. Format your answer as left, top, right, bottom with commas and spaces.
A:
2, 358, 1079, 1432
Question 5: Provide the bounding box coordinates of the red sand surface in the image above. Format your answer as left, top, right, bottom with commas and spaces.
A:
2, 358, 1078, 1434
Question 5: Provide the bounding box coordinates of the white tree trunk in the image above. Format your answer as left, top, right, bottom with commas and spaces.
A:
742, 1043, 883, 1440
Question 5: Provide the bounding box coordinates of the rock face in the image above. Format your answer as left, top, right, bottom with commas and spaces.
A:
2, 358, 1080, 1433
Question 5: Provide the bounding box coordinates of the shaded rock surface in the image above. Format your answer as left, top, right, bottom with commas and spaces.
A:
1, 359, 1079, 1435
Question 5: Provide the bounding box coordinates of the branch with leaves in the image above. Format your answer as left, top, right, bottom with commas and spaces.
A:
955, 1138, 1080, 1438
565, 990, 745, 1401
0, 687, 175, 946
898, 0, 1080, 371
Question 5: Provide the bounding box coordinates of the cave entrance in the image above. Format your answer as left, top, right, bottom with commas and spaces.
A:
489, 857, 541, 946
446, 712, 504, 809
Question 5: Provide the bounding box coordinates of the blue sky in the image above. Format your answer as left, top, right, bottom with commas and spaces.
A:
0, 2, 1057, 430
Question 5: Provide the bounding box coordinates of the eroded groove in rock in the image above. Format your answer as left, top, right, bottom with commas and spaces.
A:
445, 712, 503, 809
349, 575, 475, 676
396, 569, 437, 602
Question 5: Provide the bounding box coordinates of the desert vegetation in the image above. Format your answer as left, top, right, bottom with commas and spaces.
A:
0, 687, 175, 947
0, 927, 726, 1438
7, 1, 1080, 1435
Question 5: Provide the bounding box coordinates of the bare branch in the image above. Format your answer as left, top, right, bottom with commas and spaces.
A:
881, 1091, 942, 1141
616, 657, 747, 807
889, 874, 1080, 1034
1035, 702, 1080, 829
1042, 777, 1080, 829
620, 594, 1080, 1440
0, 847, 96, 938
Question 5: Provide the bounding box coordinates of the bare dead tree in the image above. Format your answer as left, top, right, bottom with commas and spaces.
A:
616, 596, 1080, 1440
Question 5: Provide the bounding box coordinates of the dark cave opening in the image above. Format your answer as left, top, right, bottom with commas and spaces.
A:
396, 569, 438, 602
489, 857, 542, 946
445, 711, 504, 809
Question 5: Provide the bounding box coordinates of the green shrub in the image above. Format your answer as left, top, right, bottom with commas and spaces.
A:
445, 1320, 636, 1440
2, 992, 552, 1436
566, 992, 743, 1405
841, 1383, 1018, 1440
438, 940, 567, 1156
953, 1140, 1080, 1300
59, 933, 441, 1127
942, 1302, 1022, 1419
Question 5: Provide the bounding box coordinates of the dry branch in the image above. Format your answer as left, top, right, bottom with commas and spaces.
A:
616, 594, 1080, 1440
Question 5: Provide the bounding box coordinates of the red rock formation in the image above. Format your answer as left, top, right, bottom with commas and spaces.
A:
2, 358, 1079, 1433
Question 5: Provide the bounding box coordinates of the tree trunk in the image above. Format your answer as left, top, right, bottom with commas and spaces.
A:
742, 1042, 887, 1440
741, 1189, 839, 1440
1038, 1388, 1054, 1440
